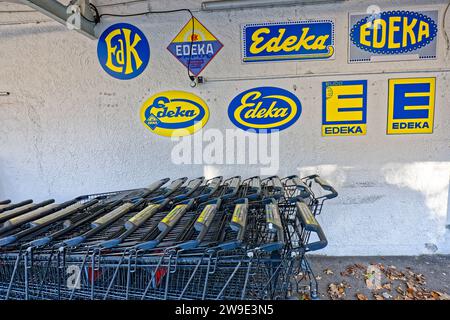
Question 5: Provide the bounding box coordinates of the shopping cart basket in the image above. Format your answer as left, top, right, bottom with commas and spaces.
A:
0, 175, 338, 301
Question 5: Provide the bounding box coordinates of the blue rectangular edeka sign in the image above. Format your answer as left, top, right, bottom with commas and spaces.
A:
242, 20, 335, 63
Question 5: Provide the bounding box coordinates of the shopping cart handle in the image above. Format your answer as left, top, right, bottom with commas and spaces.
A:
171, 194, 187, 202
184, 176, 205, 197
221, 176, 241, 200
63, 235, 86, 247
304, 226, 328, 252
100, 238, 122, 249
178, 239, 199, 250
0, 235, 17, 247
135, 239, 159, 250
245, 176, 261, 200
260, 242, 284, 252
296, 202, 319, 232
0, 200, 11, 205
28, 236, 51, 247
218, 240, 241, 250
147, 178, 170, 192
149, 195, 165, 202
265, 176, 284, 190
0, 199, 33, 214
310, 175, 338, 199
296, 202, 328, 251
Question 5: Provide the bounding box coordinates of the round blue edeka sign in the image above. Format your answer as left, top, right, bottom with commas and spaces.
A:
97, 23, 150, 80
228, 86, 302, 133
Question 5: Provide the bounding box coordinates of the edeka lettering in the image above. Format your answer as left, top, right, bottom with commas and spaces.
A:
97, 23, 150, 80
392, 122, 429, 130
242, 20, 335, 62
174, 43, 214, 57
324, 126, 364, 135
322, 80, 367, 137
228, 87, 301, 133
350, 11, 437, 55
140, 91, 209, 137
387, 78, 436, 135
167, 17, 223, 76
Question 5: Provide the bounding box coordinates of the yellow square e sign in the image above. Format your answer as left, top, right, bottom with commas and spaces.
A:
387, 78, 436, 135
322, 80, 367, 136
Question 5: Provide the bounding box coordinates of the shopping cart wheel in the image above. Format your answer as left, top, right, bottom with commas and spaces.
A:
311, 291, 319, 300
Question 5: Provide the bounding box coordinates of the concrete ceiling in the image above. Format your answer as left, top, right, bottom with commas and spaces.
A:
0, 0, 348, 25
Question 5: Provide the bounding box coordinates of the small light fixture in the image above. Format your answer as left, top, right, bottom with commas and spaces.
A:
0, 92, 10, 96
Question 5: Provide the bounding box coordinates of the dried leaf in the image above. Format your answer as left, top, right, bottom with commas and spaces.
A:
406, 289, 415, 299
298, 293, 311, 300
323, 269, 334, 275
396, 286, 405, 295
439, 293, 450, 300
356, 293, 368, 300
431, 291, 450, 300
373, 294, 384, 300
341, 264, 362, 277
415, 274, 426, 285
328, 283, 340, 300
382, 292, 392, 299
328, 283, 346, 300
382, 283, 392, 290
406, 282, 415, 290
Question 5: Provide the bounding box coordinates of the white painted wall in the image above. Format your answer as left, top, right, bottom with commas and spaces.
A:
0, 0, 449, 255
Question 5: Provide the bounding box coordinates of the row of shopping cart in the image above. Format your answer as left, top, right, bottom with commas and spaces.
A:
0, 175, 337, 300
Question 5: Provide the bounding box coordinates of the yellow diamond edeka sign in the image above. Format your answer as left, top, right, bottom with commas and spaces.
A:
322, 80, 367, 137
387, 78, 436, 135
167, 17, 223, 76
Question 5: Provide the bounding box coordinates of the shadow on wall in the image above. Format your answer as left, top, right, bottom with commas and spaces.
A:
447, 178, 450, 228
0, 158, 6, 200
291, 161, 450, 255
0, 24, 65, 40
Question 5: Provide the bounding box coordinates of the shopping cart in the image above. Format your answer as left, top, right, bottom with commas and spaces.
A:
281, 174, 338, 216
0, 175, 338, 301
0, 178, 174, 300
75, 176, 288, 300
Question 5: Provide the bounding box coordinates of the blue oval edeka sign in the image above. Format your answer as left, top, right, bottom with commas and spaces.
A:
350, 11, 437, 55
228, 87, 302, 133
97, 23, 150, 80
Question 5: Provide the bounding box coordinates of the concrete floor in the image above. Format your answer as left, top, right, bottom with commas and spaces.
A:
298, 255, 450, 300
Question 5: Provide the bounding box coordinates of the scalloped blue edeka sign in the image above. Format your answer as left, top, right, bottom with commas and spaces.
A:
349, 10, 438, 63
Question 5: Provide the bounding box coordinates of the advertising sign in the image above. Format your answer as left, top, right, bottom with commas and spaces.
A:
140, 91, 209, 137
97, 23, 150, 80
242, 20, 335, 62
322, 80, 368, 136
228, 87, 302, 133
387, 78, 436, 135
167, 17, 223, 76
349, 10, 438, 63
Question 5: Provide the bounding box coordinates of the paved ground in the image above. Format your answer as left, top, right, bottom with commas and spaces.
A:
294, 255, 450, 300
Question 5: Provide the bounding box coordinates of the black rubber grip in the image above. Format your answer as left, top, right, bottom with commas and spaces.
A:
147, 178, 170, 193
295, 202, 328, 251
313, 176, 338, 199
0, 199, 33, 214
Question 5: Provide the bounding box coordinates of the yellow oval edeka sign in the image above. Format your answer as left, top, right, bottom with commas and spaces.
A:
140, 91, 209, 137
